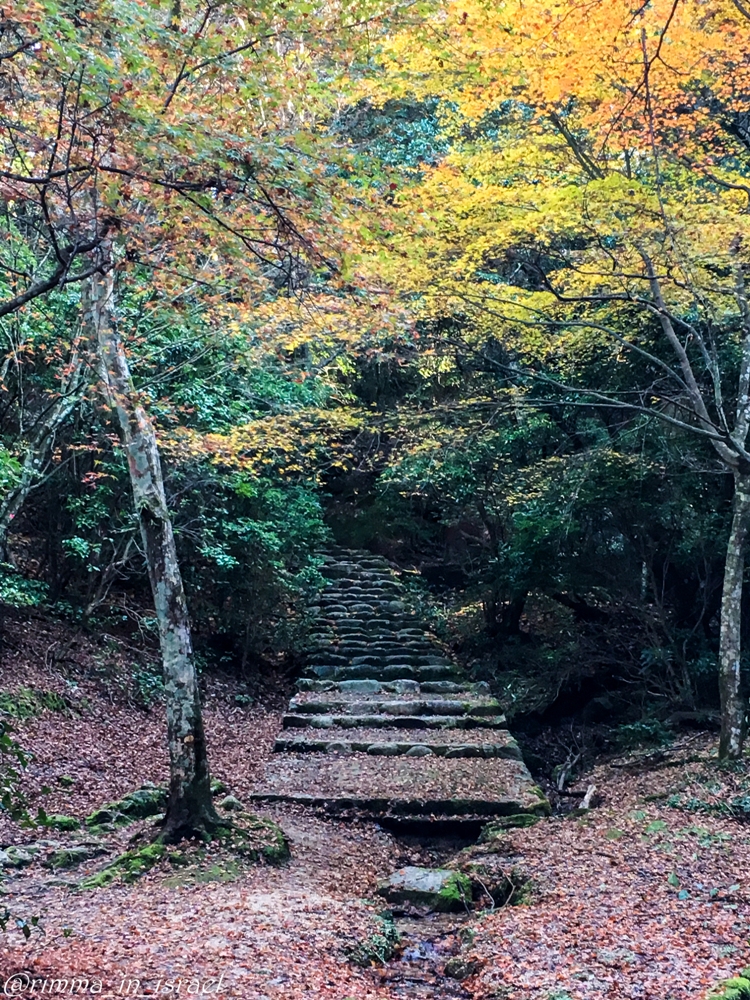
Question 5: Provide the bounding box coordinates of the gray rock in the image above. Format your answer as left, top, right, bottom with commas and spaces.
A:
377, 866, 472, 912
219, 795, 244, 812
338, 680, 382, 693
405, 745, 434, 757
0, 844, 42, 868
325, 741, 353, 754
444, 957, 482, 981
390, 680, 420, 694
44, 844, 107, 870
366, 743, 401, 756
385, 601, 406, 613
445, 746, 482, 758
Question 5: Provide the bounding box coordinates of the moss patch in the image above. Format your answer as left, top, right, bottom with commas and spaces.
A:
79, 843, 167, 889
85, 783, 167, 829
44, 845, 107, 870
709, 976, 750, 1000
223, 814, 290, 864
0, 687, 68, 720
42, 814, 80, 832
529, 786, 552, 815
78, 814, 288, 890
436, 871, 472, 912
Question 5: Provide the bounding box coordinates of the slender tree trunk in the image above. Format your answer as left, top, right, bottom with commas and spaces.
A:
84, 263, 221, 841
719, 473, 750, 759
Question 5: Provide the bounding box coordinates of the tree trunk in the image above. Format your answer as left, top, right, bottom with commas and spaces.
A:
84, 264, 221, 841
719, 473, 750, 759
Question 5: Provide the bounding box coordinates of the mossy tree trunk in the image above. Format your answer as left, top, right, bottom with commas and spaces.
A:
84, 259, 221, 842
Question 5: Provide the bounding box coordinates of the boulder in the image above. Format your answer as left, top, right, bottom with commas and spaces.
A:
219, 795, 244, 812
0, 843, 48, 868
43, 814, 80, 831
377, 866, 472, 912
44, 844, 107, 870
85, 783, 167, 828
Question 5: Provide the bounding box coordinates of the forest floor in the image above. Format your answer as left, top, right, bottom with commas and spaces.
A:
2, 609, 750, 1000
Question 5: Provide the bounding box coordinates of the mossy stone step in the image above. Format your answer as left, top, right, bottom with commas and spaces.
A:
307, 664, 461, 682
274, 730, 522, 759
296, 678, 488, 696
288, 696, 500, 718
282, 713, 508, 730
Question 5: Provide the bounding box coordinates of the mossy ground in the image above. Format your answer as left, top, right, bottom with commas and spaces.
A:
78, 813, 289, 890
0, 687, 68, 719
42, 813, 81, 832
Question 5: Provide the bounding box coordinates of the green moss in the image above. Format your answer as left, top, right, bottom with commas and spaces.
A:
43, 814, 80, 832
210, 778, 229, 796
45, 845, 106, 870
0, 688, 67, 720
226, 815, 290, 864
710, 977, 750, 1000
57, 775, 75, 788
529, 787, 552, 815
79, 812, 287, 890
85, 784, 167, 828
79, 842, 166, 890
435, 872, 471, 912
169, 859, 244, 886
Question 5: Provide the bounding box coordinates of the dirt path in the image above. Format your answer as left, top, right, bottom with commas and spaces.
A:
3, 807, 472, 1000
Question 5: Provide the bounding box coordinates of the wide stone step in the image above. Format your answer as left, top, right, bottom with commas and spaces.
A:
307, 645, 438, 659
307, 663, 461, 682
289, 692, 500, 716
296, 678, 490, 697
251, 755, 548, 819
274, 727, 521, 759
282, 713, 508, 730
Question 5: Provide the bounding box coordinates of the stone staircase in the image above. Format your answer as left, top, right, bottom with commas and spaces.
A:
251, 548, 548, 825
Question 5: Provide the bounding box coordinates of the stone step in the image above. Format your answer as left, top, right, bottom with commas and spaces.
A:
251, 755, 548, 819
296, 678, 489, 697
282, 713, 507, 730
307, 656, 453, 672
309, 639, 436, 651
288, 695, 501, 718
306, 663, 461, 682
251, 547, 544, 823
274, 727, 521, 759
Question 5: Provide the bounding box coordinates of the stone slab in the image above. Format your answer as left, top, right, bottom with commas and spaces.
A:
251, 754, 547, 818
